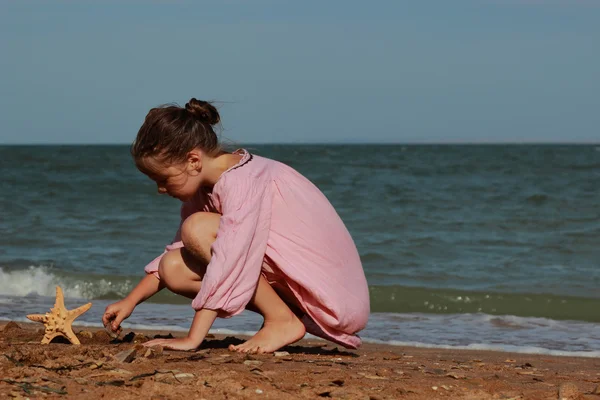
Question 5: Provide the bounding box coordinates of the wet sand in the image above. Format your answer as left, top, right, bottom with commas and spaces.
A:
1, 321, 599, 399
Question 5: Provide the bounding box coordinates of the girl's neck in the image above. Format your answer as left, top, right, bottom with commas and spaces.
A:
201, 152, 243, 187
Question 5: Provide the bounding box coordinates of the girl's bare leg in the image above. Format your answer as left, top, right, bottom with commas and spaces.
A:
228, 275, 306, 354
158, 212, 306, 353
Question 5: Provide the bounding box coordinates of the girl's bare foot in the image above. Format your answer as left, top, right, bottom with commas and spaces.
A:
228, 313, 306, 354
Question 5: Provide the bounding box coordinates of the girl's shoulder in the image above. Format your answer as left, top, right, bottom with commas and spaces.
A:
218, 149, 277, 182
212, 149, 270, 194
225, 148, 256, 174
224, 149, 307, 183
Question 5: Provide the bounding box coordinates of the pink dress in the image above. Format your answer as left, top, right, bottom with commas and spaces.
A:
144, 149, 370, 348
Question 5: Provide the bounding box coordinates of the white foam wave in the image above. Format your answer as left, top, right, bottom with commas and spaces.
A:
0, 266, 83, 297
360, 338, 600, 358
0, 266, 131, 299
364, 312, 600, 357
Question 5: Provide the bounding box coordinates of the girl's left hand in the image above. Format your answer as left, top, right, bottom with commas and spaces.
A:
142, 337, 200, 351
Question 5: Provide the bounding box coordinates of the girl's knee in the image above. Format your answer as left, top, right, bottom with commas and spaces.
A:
157, 249, 203, 299
157, 250, 182, 282
180, 212, 220, 247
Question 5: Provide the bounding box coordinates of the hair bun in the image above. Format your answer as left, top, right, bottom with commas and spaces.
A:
185, 98, 220, 125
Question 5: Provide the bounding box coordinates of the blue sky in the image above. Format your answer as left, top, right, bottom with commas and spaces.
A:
0, 1, 598, 144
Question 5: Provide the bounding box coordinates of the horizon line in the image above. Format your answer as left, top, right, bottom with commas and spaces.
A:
1, 141, 599, 146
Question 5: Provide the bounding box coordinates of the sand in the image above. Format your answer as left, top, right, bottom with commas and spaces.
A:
1, 321, 599, 400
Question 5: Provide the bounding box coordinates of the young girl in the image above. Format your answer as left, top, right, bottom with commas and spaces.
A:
102, 98, 370, 353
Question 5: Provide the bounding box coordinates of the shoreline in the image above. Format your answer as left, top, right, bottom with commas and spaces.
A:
4, 315, 600, 359
5, 295, 600, 358
1, 321, 599, 399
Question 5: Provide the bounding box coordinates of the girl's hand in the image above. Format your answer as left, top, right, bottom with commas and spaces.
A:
102, 299, 135, 333
142, 336, 201, 351
142, 309, 218, 351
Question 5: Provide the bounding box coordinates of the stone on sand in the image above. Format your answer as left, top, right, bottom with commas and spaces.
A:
558, 382, 579, 400
112, 348, 137, 363
2, 322, 21, 332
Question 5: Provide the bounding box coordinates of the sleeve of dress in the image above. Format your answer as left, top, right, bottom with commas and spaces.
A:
191, 174, 272, 317
143, 201, 197, 279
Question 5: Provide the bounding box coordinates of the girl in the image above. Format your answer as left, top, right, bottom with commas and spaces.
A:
102, 98, 370, 353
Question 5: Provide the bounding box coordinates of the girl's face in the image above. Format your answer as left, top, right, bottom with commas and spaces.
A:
138, 156, 202, 202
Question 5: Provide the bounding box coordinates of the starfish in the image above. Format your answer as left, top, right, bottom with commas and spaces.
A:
27, 286, 92, 345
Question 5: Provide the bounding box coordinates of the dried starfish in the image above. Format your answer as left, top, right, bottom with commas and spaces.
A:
27, 286, 92, 345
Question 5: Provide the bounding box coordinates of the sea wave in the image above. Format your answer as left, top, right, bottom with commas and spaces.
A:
361, 338, 600, 358
0, 265, 133, 299
2, 266, 600, 323
369, 285, 600, 323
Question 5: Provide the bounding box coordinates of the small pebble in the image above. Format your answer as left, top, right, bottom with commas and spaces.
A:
78, 330, 93, 339
133, 334, 148, 343
112, 348, 137, 363
174, 373, 195, 382
558, 382, 579, 400
2, 322, 21, 332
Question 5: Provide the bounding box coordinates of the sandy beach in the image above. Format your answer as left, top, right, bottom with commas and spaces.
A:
1, 321, 599, 400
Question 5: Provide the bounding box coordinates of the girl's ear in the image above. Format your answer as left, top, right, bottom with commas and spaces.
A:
187, 150, 203, 172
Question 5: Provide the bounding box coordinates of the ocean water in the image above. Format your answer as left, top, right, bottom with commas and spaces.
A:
1, 144, 599, 356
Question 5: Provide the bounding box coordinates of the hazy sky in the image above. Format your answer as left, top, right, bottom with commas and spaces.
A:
0, 1, 598, 144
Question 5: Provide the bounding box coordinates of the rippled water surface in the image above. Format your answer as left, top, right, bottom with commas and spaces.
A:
1, 144, 599, 353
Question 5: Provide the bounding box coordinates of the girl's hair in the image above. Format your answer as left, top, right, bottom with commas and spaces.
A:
131, 98, 221, 164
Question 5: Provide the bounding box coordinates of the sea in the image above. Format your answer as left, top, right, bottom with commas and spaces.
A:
1, 144, 599, 357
